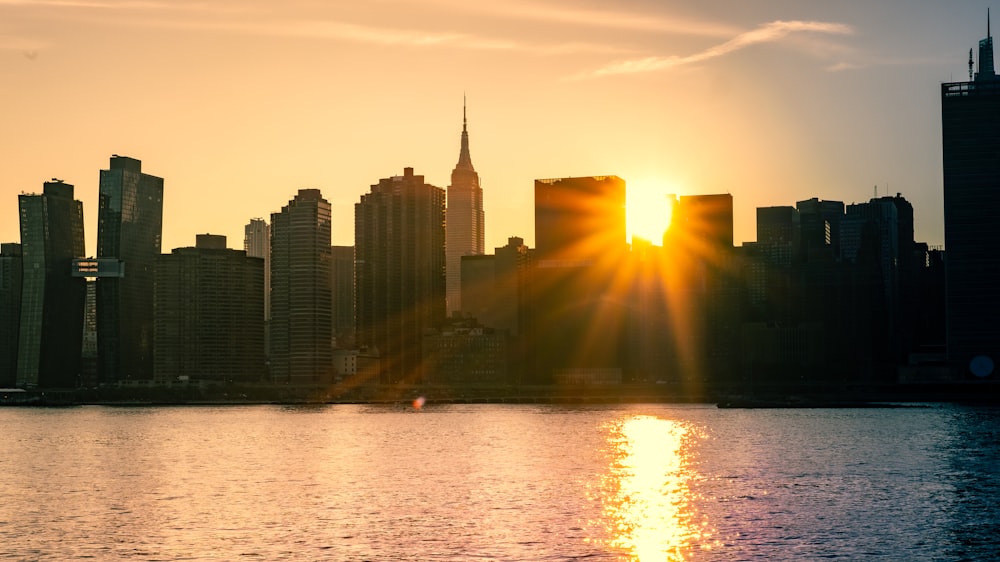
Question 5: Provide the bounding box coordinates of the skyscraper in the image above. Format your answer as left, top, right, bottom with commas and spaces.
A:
0, 243, 22, 387
154, 235, 265, 383
330, 245, 355, 348
446, 99, 484, 316
942, 17, 1000, 378
244, 218, 270, 321
17, 180, 87, 388
96, 155, 164, 382
270, 189, 333, 384
355, 167, 446, 384
528, 176, 628, 384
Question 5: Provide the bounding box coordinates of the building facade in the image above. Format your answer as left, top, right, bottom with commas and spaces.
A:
528, 176, 629, 384
941, 20, 1000, 378
0, 243, 22, 387
331, 245, 355, 348
270, 189, 333, 384
355, 167, 446, 384
154, 235, 265, 383
96, 155, 164, 383
17, 180, 87, 388
445, 101, 484, 316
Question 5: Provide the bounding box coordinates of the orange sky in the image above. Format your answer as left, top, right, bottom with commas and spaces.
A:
0, 0, 990, 254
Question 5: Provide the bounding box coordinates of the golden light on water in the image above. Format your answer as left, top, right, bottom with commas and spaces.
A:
593, 415, 708, 560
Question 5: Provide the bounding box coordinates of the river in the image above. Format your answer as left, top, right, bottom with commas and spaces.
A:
0, 403, 997, 560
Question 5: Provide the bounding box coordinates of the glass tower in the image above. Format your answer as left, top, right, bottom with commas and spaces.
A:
96, 156, 164, 382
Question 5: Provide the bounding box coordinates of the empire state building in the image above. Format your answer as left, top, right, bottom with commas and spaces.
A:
446, 99, 485, 315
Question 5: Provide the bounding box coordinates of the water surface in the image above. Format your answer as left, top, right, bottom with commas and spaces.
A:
0, 403, 996, 560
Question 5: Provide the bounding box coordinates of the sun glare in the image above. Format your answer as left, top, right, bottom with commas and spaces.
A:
627, 182, 673, 245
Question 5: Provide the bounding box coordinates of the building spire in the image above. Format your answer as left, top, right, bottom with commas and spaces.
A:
456, 94, 474, 171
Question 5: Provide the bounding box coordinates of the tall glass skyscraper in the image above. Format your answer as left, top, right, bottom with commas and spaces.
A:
446, 99, 484, 316
942, 18, 1000, 379
17, 180, 86, 388
96, 156, 164, 382
0, 243, 22, 387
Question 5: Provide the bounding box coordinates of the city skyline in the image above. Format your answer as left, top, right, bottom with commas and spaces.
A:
1, 1, 992, 254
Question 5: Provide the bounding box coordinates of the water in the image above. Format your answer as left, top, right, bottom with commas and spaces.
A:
0, 403, 997, 561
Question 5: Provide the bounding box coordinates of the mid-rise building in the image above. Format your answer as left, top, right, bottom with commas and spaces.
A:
17, 180, 87, 388
96, 155, 164, 382
331, 245, 355, 348
270, 189, 333, 384
0, 243, 23, 387
942, 18, 1000, 378
445, 100, 485, 316
154, 235, 265, 383
355, 167, 446, 384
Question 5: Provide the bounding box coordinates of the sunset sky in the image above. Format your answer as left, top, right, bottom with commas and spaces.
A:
0, 0, 991, 254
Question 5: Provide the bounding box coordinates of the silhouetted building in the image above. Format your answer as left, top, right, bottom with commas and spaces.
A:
446, 100, 485, 316
796, 198, 844, 259
154, 235, 265, 383
81, 280, 97, 387
331, 245, 355, 348
244, 218, 270, 321
355, 168, 446, 384
96, 155, 164, 383
423, 318, 508, 385
663, 194, 740, 387
0, 243, 23, 387
528, 176, 628, 384
17, 180, 87, 388
270, 189, 333, 384
460, 236, 532, 338
942, 19, 1000, 379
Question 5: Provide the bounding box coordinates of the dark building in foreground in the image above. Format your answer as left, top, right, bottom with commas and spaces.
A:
154, 235, 265, 383
528, 176, 628, 384
942, 20, 1000, 379
0, 243, 22, 387
17, 180, 87, 388
355, 167, 446, 384
270, 189, 333, 384
96, 156, 164, 382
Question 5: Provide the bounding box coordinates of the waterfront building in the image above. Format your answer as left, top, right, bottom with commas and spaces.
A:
422, 318, 508, 386
331, 245, 355, 348
0, 243, 22, 387
96, 155, 164, 383
528, 176, 628, 384
445, 99, 485, 316
244, 218, 270, 321
941, 18, 1000, 378
355, 167, 446, 384
154, 234, 265, 383
270, 189, 333, 384
461, 236, 532, 337
17, 180, 87, 388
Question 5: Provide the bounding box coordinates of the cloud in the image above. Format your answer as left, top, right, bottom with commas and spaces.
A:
416, 0, 738, 38
583, 20, 854, 78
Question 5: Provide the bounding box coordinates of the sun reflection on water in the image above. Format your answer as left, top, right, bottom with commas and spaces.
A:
591, 415, 708, 561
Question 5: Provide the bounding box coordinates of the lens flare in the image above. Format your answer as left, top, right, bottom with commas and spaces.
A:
412, 396, 426, 410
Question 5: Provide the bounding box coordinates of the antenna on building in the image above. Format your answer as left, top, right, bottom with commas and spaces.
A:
970, 47, 975, 80
874, 185, 877, 199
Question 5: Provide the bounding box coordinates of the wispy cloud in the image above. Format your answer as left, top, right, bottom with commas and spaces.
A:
417, 0, 738, 37
582, 20, 853, 78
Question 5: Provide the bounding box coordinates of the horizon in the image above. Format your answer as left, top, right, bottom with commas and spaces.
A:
1, 1, 994, 253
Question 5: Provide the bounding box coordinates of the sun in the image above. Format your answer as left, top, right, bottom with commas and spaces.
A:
627, 182, 673, 245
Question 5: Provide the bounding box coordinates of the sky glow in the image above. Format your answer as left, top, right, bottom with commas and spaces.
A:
0, 0, 988, 253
